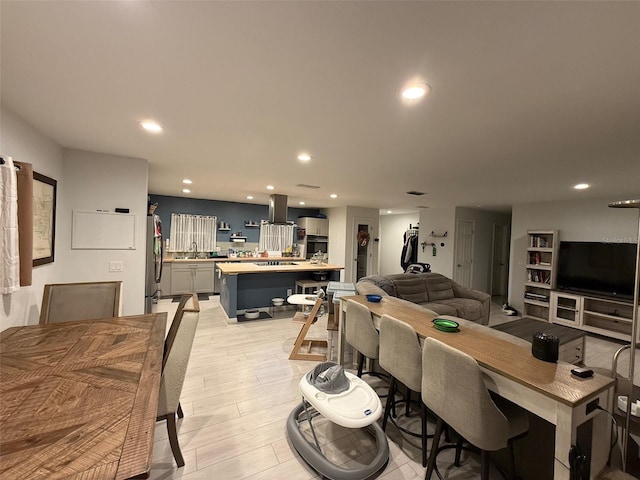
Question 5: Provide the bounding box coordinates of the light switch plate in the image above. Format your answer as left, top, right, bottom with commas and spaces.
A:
109, 261, 123, 272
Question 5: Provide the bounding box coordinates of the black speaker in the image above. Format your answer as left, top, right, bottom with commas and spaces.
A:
532, 332, 559, 363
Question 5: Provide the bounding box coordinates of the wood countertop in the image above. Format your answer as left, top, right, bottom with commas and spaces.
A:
164, 256, 305, 263
217, 261, 343, 274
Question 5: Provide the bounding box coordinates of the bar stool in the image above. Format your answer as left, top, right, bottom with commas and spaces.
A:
379, 314, 430, 467
344, 299, 386, 382
422, 338, 529, 480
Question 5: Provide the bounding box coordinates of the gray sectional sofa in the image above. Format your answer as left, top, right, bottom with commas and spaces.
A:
356, 272, 491, 325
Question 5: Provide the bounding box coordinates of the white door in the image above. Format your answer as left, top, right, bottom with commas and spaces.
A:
490, 223, 510, 296
454, 219, 474, 288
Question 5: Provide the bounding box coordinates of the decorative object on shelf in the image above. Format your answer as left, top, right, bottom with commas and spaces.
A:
357, 229, 370, 247
219, 221, 230, 231
245, 221, 259, 227
608, 198, 640, 470
430, 231, 447, 238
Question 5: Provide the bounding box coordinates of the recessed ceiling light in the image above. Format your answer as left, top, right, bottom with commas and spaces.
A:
266, 185, 275, 190
330, 194, 338, 199
182, 179, 192, 184
401, 83, 431, 100
297, 153, 312, 162
386, 210, 392, 214
299, 201, 306, 205
247, 195, 254, 200
182, 188, 191, 194
140, 121, 163, 133
573, 183, 590, 190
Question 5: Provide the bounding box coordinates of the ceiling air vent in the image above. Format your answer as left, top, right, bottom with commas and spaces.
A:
406, 191, 426, 196
296, 183, 321, 189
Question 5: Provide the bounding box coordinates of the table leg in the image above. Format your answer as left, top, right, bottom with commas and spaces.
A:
337, 299, 345, 365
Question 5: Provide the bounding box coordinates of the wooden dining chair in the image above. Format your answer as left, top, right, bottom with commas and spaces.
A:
157, 293, 200, 467
289, 296, 327, 361
39, 281, 122, 324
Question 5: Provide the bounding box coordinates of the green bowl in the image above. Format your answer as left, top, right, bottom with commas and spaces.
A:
432, 318, 460, 332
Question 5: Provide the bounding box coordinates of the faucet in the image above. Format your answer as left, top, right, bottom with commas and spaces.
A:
191, 241, 198, 259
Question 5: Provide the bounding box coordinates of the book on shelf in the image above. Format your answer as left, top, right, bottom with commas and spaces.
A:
531, 236, 549, 248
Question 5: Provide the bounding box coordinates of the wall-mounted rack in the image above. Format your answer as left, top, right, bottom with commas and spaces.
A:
245, 221, 260, 228
219, 221, 231, 231
430, 231, 448, 238
230, 235, 247, 243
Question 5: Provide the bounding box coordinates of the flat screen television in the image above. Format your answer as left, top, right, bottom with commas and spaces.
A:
556, 241, 637, 300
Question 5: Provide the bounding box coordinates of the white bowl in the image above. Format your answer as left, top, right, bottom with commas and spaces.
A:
244, 309, 260, 319
272, 297, 284, 306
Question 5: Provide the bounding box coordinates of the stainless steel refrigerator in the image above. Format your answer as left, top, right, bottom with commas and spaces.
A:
145, 215, 163, 313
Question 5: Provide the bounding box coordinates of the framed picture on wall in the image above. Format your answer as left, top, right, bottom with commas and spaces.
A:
32, 172, 57, 266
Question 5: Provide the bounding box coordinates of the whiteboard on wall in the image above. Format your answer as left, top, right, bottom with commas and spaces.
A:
72, 210, 136, 250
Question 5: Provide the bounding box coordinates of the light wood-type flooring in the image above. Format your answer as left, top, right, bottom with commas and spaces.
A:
149, 296, 636, 480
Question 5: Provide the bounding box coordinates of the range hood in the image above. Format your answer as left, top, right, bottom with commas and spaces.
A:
268, 194, 289, 224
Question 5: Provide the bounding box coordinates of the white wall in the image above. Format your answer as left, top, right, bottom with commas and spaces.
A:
509, 196, 639, 312
325, 207, 347, 281
418, 207, 457, 277
0, 106, 64, 328
379, 212, 419, 275
59, 149, 148, 315
0, 106, 150, 329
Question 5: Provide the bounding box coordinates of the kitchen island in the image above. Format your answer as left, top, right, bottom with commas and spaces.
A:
217, 261, 343, 320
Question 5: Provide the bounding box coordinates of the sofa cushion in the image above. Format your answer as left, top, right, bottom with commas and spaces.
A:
391, 276, 430, 304
433, 298, 484, 322
424, 274, 455, 301
357, 275, 396, 296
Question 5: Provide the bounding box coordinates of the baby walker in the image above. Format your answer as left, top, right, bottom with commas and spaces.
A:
287, 362, 389, 480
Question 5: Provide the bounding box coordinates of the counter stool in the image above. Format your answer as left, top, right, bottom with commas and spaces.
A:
344, 299, 388, 388
422, 338, 529, 480
379, 314, 430, 467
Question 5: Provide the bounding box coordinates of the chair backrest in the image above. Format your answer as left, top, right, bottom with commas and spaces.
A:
379, 314, 422, 392
157, 294, 200, 417
162, 294, 194, 372
421, 337, 509, 451
39, 281, 122, 324
345, 299, 380, 360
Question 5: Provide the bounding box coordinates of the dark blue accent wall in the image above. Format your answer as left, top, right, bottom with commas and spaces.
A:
149, 194, 320, 244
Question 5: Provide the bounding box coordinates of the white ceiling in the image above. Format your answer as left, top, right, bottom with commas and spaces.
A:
2, 1, 639, 213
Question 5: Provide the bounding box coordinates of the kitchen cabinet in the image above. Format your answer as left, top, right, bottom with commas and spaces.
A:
171, 263, 214, 294
159, 262, 171, 297
298, 217, 328, 237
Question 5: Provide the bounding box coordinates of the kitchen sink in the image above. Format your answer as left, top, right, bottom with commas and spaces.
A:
255, 261, 298, 266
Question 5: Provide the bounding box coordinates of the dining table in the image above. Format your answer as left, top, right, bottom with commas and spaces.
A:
0, 312, 167, 480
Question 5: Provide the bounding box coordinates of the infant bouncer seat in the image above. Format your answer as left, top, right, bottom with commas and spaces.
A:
287, 362, 389, 480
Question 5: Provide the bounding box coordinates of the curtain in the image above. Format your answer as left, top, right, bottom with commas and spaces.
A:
169, 213, 217, 252
259, 223, 295, 252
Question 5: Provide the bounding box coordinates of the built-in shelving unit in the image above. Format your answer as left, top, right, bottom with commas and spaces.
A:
551, 290, 637, 341
523, 230, 558, 321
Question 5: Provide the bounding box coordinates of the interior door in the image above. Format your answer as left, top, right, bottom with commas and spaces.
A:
491, 223, 510, 296
454, 219, 474, 288
354, 221, 372, 281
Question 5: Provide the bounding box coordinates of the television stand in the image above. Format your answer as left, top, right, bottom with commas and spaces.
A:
550, 290, 636, 341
